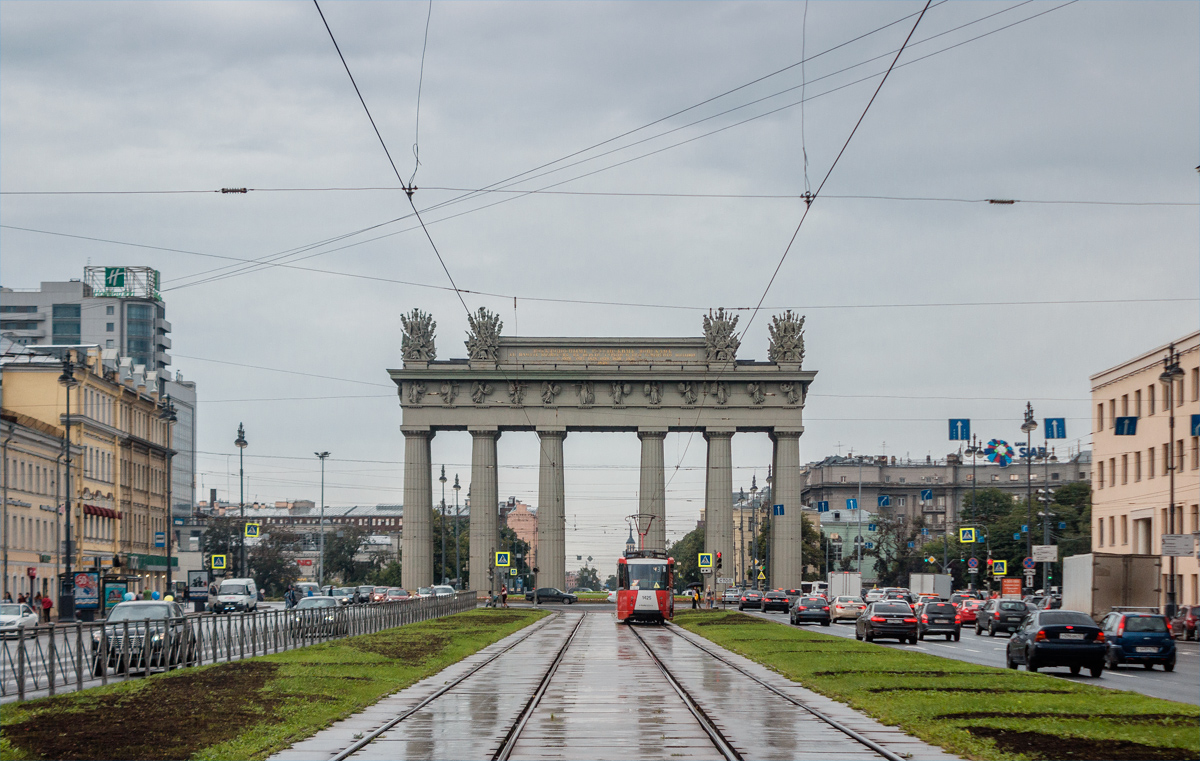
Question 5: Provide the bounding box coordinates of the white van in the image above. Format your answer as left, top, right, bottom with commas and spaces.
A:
213, 578, 258, 613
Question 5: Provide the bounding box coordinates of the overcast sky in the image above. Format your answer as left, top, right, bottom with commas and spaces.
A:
2, 1, 1196, 575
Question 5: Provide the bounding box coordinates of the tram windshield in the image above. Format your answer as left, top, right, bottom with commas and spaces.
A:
620, 562, 670, 590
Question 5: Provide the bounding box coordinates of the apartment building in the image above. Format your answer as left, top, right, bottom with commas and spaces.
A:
1090, 330, 1200, 608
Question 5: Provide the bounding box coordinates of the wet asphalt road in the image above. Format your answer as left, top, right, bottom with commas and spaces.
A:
740, 607, 1200, 706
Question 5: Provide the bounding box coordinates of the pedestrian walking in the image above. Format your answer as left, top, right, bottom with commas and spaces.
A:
705, 587, 713, 610
2, 591, 11, 603
284, 584, 298, 609
691, 589, 699, 609
32, 592, 42, 619
500, 585, 509, 609
17, 593, 27, 605
41, 593, 53, 622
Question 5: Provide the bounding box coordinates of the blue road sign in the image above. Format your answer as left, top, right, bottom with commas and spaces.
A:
1023, 557, 1036, 570
1013, 533, 1021, 541
949, 419, 970, 440
907, 542, 915, 549
1114, 416, 1138, 436
1058, 521, 1067, 530
920, 489, 933, 501
846, 498, 858, 511
773, 504, 785, 516
1192, 414, 1200, 437
921, 528, 929, 536
154, 531, 165, 548
1044, 418, 1067, 439
868, 523, 877, 532
877, 495, 891, 508
1021, 524, 1028, 533
967, 557, 980, 569
816, 501, 829, 513
865, 542, 875, 550
959, 527, 977, 543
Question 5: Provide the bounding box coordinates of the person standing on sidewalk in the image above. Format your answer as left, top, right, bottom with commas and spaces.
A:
42, 592, 52, 622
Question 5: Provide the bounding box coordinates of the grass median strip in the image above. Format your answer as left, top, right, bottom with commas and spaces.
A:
674, 610, 1199, 761
0, 608, 548, 761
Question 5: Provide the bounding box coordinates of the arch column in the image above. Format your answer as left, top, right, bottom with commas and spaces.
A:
536, 429, 567, 591
770, 429, 804, 589
703, 430, 735, 595
638, 429, 667, 551
401, 428, 435, 589
469, 428, 500, 596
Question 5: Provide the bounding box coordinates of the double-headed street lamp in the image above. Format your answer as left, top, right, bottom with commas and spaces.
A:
235, 423, 248, 576
58, 357, 79, 623
453, 474, 461, 589
159, 396, 177, 592
439, 466, 448, 585
1020, 403, 1038, 583
316, 451, 330, 586
1160, 344, 1185, 618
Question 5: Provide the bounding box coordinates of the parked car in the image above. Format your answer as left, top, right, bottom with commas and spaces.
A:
722, 588, 743, 604
790, 596, 832, 626
956, 598, 985, 625
385, 588, 410, 601
212, 578, 258, 613
1169, 605, 1197, 641
856, 601, 918, 643
370, 586, 390, 603
355, 585, 376, 604
916, 601, 961, 641
0, 603, 40, 637
976, 599, 1030, 636
738, 591, 763, 611
830, 596, 866, 622
90, 601, 194, 675
762, 590, 791, 613
606, 590, 617, 603
432, 585, 456, 597
1100, 611, 1176, 671
289, 596, 347, 637
525, 587, 577, 604
1006, 609, 1105, 677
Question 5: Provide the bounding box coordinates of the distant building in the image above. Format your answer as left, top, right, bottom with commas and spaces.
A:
2, 267, 172, 371
818, 508, 880, 584
162, 372, 196, 520
501, 497, 537, 565
1090, 330, 1198, 609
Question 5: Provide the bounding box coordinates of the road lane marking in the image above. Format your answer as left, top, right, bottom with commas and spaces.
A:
962, 648, 982, 653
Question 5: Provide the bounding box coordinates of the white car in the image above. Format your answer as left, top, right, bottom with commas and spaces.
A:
830, 595, 867, 622
1, 603, 41, 637
432, 585, 455, 597
606, 590, 617, 603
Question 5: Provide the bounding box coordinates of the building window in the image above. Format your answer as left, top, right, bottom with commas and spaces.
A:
1149, 448, 1156, 479
1121, 515, 1128, 544
1097, 461, 1105, 488
1096, 403, 1104, 431
106, 305, 114, 315
1109, 399, 1116, 427
839, 476, 847, 483
883, 475, 890, 482
1009, 474, 1019, 481
106, 322, 114, 332
0, 305, 37, 313
1051, 472, 1060, 480
1109, 458, 1116, 487
1098, 519, 1105, 546
1148, 384, 1156, 415
1193, 367, 1199, 402
899, 477, 906, 484
1191, 504, 1199, 534
992, 474, 1000, 482
1192, 437, 1199, 471
1121, 394, 1128, 416
1134, 451, 1141, 482
1121, 455, 1128, 485
106, 340, 114, 348
1135, 389, 1142, 417
897, 496, 906, 507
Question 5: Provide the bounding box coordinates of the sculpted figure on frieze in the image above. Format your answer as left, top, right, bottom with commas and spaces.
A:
678, 381, 699, 405
541, 381, 562, 405
747, 381, 766, 405
471, 381, 493, 404
439, 381, 459, 405
508, 381, 527, 405
767, 310, 805, 366
610, 382, 632, 405
465, 307, 503, 362
711, 381, 729, 405
406, 381, 427, 405
702, 307, 740, 363
780, 382, 801, 405
577, 381, 595, 407
400, 309, 436, 361
643, 381, 663, 405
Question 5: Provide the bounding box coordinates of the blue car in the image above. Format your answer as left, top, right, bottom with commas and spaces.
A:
1006, 609, 1105, 677
1099, 611, 1176, 671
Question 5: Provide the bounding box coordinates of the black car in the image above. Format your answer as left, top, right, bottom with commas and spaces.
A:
790, 596, 831, 626
525, 587, 577, 604
738, 591, 763, 610
762, 590, 791, 613
354, 585, 376, 604
90, 601, 195, 676
1006, 609, 1105, 677
289, 597, 348, 637
976, 599, 1030, 636
916, 601, 961, 641
856, 601, 917, 643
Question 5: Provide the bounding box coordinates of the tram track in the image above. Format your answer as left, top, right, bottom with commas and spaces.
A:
657, 622, 906, 761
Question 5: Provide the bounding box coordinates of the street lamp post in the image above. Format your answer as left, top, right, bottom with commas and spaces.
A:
452, 474, 461, 589
748, 477, 758, 588
1160, 344, 1184, 618
235, 424, 248, 577
58, 358, 79, 622
315, 451, 330, 586
1040, 446, 1057, 592
439, 466, 447, 585
1021, 403, 1038, 592
856, 455, 864, 575
159, 396, 177, 592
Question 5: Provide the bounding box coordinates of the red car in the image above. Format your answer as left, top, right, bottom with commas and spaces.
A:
957, 598, 984, 624
1170, 605, 1198, 640
386, 588, 410, 601
370, 586, 390, 603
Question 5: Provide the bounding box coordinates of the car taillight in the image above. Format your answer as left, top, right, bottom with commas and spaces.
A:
870, 615, 886, 622
1095, 631, 1105, 642
1166, 621, 1173, 633
903, 617, 918, 623
823, 606, 830, 611
920, 614, 928, 622
1117, 619, 1125, 635
1035, 630, 1047, 641
954, 613, 961, 623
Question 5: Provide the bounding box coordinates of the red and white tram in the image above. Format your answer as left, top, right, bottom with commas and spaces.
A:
616, 551, 674, 623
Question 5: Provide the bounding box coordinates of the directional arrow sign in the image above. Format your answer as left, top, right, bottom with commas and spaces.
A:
773, 504, 785, 516
921, 489, 933, 501
949, 419, 970, 441
921, 528, 929, 536
865, 542, 875, 550
845, 498, 858, 511
907, 542, 914, 549
1114, 416, 1138, 436
816, 501, 829, 513
868, 524, 877, 532
877, 495, 891, 508
1192, 414, 1200, 438
1044, 418, 1066, 439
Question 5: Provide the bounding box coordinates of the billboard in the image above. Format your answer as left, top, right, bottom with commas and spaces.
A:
188, 570, 210, 601
74, 571, 100, 610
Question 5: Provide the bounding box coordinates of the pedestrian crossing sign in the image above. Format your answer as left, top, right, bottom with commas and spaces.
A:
959, 528, 976, 543
992, 560, 1007, 576
698, 553, 714, 568
495, 551, 510, 567
509, 568, 517, 576
758, 570, 766, 580
244, 522, 261, 538
211, 554, 226, 570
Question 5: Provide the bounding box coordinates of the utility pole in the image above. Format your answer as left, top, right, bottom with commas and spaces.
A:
160, 396, 177, 592
856, 455, 864, 574
453, 474, 461, 589
1020, 403, 1038, 592
235, 423, 247, 577
439, 466, 448, 585
315, 451, 330, 586
1161, 344, 1184, 618
58, 357, 79, 622
2, 423, 13, 601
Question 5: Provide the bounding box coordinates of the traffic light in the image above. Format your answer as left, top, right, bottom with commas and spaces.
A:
715, 552, 722, 571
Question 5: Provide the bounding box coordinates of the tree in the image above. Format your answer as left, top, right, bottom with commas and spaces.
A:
604, 574, 618, 590
370, 561, 403, 587
576, 564, 602, 590
754, 514, 824, 583
200, 515, 247, 577
666, 526, 704, 592
249, 529, 300, 596
321, 525, 373, 584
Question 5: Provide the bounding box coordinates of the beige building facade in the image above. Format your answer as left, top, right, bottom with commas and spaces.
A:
1090, 331, 1200, 608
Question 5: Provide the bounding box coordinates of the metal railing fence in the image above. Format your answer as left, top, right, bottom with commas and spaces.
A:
1, 591, 477, 702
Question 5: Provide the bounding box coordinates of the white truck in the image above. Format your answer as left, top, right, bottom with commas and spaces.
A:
1062, 552, 1161, 620
908, 573, 952, 600
827, 572, 862, 599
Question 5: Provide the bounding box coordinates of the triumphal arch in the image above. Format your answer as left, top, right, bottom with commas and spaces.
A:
388, 308, 815, 593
